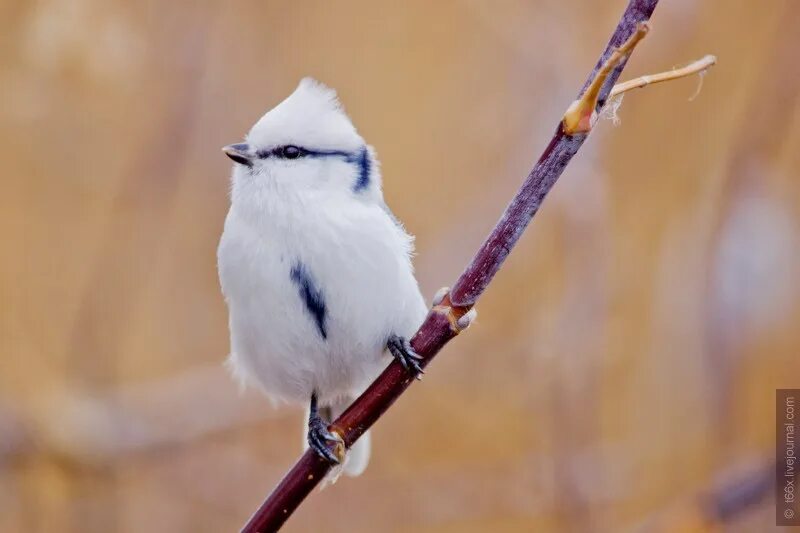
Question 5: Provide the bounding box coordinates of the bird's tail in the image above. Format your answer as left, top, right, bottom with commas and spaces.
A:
302, 395, 370, 479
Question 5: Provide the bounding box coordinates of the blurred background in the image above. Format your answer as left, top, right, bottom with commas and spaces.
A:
2, 0, 798, 531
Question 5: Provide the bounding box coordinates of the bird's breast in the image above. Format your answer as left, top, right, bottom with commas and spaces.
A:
218, 200, 424, 401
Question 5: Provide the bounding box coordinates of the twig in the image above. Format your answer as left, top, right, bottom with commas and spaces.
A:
609, 54, 717, 99
238, 1, 712, 530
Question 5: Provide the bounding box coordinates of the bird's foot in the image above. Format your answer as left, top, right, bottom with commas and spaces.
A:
308, 416, 344, 464
387, 334, 424, 379
307, 394, 345, 464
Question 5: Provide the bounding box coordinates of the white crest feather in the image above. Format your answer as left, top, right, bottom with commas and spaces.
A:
246, 77, 361, 152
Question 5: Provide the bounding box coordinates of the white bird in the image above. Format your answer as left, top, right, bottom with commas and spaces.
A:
217, 78, 431, 477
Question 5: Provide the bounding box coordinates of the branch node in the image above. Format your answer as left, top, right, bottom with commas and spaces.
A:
330, 430, 346, 462
562, 21, 650, 135
432, 291, 474, 334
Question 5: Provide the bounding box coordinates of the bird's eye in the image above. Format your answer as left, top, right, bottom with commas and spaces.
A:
280, 145, 302, 159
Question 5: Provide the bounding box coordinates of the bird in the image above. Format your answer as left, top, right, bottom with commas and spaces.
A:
217, 78, 435, 477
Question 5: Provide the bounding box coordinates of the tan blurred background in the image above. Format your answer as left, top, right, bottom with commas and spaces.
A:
2, 0, 799, 531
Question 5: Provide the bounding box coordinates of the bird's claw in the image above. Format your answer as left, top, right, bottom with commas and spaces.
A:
307, 418, 344, 464
388, 334, 424, 379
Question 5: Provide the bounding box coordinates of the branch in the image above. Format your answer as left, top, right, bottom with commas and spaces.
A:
240, 1, 699, 530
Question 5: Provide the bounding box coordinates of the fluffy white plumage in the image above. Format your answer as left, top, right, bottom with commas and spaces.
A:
217, 78, 427, 477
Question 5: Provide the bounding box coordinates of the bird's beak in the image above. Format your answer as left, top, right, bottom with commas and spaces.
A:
222, 143, 253, 166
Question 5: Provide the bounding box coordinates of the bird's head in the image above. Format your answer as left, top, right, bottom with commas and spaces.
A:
223, 78, 381, 208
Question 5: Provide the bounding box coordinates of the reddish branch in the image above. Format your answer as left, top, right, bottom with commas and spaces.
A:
242, 1, 661, 530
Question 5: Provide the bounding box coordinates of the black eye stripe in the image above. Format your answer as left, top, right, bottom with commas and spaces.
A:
256, 146, 355, 161
256, 145, 307, 159
249, 145, 371, 192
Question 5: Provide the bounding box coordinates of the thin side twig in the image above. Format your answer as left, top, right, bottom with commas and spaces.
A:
609, 54, 717, 98
242, 1, 670, 530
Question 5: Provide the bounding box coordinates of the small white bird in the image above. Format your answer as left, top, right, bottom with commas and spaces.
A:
217, 78, 429, 477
